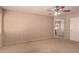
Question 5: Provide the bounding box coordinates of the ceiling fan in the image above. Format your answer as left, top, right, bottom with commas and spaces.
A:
55, 6, 70, 12
48, 6, 70, 16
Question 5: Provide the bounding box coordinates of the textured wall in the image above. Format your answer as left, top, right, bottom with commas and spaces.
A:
3, 10, 53, 45
63, 15, 70, 40
0, 8, 3, 47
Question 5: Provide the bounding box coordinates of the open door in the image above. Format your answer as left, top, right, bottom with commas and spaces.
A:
54, 17, 64, 39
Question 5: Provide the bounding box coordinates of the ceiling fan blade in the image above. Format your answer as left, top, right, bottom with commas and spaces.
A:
56, 6, 60, 8
63, 10, 70, 12
61, 6, 65, 9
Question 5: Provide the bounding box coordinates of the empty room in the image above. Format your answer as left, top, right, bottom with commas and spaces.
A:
0, 6, 79, 53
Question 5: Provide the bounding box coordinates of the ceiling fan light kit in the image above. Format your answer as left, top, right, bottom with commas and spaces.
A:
48, 6, 70, 16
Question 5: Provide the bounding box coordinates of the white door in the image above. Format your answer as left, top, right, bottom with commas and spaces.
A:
70, 17, 79, 42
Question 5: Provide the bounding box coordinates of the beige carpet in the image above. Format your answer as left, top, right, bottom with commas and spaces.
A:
0, 39, 79, 53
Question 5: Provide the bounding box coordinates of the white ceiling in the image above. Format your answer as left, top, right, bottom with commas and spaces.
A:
2, 6, 79, 16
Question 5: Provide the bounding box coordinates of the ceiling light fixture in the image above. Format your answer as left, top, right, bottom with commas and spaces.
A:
54, 11, 61, 16
48, 6, 70, 16
54, 12, 58, 16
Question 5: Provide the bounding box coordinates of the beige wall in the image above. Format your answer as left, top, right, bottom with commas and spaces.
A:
3, 10, 53, 45
0, 8, 3, 47
64, 15, 70, 40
